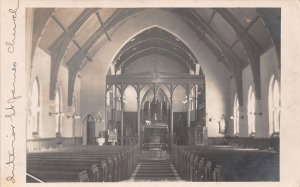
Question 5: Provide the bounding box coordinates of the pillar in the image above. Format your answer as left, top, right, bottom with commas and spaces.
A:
187, 94, 191, 128
148, 101, 151, 120
170, 96, 174, 146
160, 101, 163, 121
255, 99, 263, 137
137, 96, 141, 145
120, 86, 124, 145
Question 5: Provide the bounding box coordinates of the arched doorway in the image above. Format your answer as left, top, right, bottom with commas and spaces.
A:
83, 115, 96, 145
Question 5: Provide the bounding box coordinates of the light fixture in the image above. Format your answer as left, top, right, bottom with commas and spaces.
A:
245, 17, 251, 23
94, 111, 103, 122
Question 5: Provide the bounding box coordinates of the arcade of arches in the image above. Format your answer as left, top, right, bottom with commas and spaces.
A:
26, 8, 280, 182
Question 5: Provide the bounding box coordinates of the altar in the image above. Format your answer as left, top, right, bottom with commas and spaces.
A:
142, 122, 169, 150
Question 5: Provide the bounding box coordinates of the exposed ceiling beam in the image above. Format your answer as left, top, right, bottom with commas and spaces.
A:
96, 11, 111, 41
116, 37, 196, 63
119, 46, 192, 72
217, 8, 262, 100
48, 8, 98, 100
200, 10, 216, 40
115, 38, 197, 69
228, 15, 260, 51
67, 8, 144, 106
256, 8, 281, 68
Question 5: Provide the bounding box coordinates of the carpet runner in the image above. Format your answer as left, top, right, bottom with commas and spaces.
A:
130, 159, 181, 181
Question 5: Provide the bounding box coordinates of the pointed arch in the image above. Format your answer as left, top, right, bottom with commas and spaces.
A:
55, 88, 63, 133
269, 75, 280, 136
233, 94, 240, 136
29, 77, 41, 136
248, 86, 255, 136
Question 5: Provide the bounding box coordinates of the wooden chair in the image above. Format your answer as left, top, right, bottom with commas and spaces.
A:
204, 161, 212, 181
78, 170, 89, 182
198, 157, 205, 181
91, 164, 100, 182
212, 165, 223, 181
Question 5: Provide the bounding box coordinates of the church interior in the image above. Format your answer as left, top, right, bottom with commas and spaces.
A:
25, 8, 280, 182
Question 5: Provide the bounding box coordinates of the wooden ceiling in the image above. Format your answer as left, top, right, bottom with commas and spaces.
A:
33, 8, 280, 74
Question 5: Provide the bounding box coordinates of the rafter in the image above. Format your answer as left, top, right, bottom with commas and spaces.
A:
96, 12, 111, 41
48, 8, 98, 100
187, 9, 245, 104
67, 8, 144, 106
115, 38, 196, 70
119, 46, 192, 72
115, 37, 197, 66
217, 8, 262, 100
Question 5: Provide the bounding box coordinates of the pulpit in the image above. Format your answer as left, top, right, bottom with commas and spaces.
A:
188, 125, 208, 145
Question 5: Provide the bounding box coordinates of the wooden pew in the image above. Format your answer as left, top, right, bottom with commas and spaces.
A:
27, 145, 140, 182
172, 145, 279, 182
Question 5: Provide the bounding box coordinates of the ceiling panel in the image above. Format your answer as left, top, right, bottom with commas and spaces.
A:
247, 18, 272, 50
62, 41, 80, 65
231, 41, 249, 65
193, 8, 215, 23
38, 18, 64, 53
88, 34, 107, 57
75, 14, 101, 46
99, 8, 117, 23
54, 8, 85, 29
227, 8, 258, 28
210, 13, 238, 47
202, 34, 223, 58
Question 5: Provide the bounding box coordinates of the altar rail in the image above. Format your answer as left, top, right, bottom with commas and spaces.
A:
27, 137, 83, 152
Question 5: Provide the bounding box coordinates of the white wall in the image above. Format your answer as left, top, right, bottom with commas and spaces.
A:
228, 46, 280, 138
126, 54, 188, 73
260, 46, 280, 137
28, 47, 80, 139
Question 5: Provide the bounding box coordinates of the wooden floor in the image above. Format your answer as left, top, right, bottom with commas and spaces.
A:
129, 150, 181, 181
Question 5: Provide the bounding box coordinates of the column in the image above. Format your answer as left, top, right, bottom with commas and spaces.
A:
120, 85, 124, 145
137, 96, 141, 145
194, 85, 198, 121
170, 96, 174, 146
160, 101, 163, 121
187, 94, 191, 128
254, 99, 263, 136
148, 101, 151, 120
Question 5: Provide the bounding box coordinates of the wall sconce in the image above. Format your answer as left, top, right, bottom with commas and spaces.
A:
230, 115, 244, 120
49, 111, 65, 116
94, 111, 103, 122
67, 113, 80, 119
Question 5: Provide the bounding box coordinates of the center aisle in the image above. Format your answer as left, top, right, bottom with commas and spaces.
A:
129, 150, 181, 181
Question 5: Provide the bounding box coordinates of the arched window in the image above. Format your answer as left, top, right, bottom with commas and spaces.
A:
55, 89, 62, 133
233, 94, 239, 136
269, 76, 280, 135
248, 86, 255, 136
30, 78, 40, 135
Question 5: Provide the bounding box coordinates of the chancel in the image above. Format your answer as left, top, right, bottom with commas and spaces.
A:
25, 8, 280, 182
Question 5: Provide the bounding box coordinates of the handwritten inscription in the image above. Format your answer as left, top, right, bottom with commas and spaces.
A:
4, 0, 21, 183
5, 0, 19, 53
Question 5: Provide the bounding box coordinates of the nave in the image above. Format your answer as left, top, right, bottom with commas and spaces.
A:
25, 8, 281, 183
27, 142, 279, 182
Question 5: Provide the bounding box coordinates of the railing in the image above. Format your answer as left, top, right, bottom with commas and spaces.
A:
27, 137, 83, 152
122, 136, 138, 145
